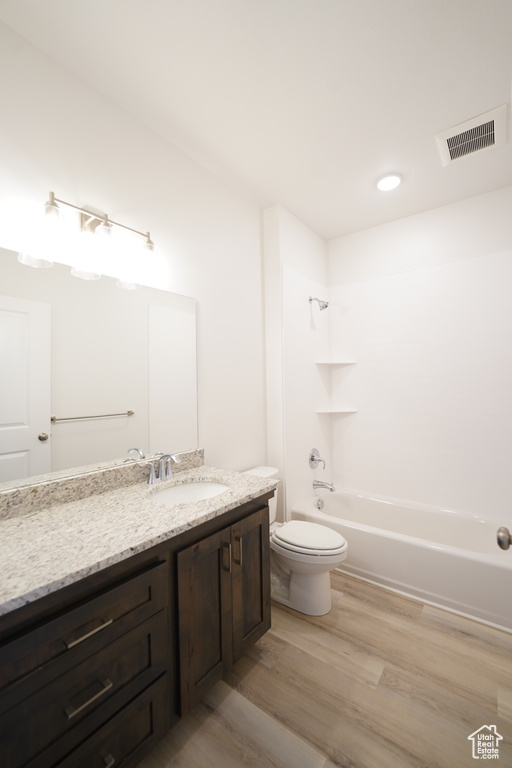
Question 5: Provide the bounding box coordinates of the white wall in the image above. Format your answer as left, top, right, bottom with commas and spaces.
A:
263, 205, 329, 516
0, 22, 266, 471
329, 186, 512, 524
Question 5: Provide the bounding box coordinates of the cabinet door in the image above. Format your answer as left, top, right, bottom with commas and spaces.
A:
231, 507, 271, 663
177, 528, 232, 714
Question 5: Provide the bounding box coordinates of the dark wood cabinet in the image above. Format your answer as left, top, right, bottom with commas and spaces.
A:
177, 527, 232, 713
231, 507, 271, 662
177, 506, 270, 714
56, 676, 169, 768
0, 561, 170, 768
0, 493, 272, 767
0, 561, 168, 711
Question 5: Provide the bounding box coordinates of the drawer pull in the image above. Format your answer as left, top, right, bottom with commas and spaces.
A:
64, 618, 113, 649
65, 678, 113, 719
103, 755, 115, 768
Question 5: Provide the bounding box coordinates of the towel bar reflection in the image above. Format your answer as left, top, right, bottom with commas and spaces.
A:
51, 410, 135, 423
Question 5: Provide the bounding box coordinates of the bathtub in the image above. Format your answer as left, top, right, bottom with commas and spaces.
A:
292, 492, 512, 631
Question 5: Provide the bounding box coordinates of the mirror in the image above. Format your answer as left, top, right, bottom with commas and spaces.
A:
0, 247, 198, 487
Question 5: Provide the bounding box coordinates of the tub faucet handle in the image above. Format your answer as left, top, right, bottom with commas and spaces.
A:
309, 448, 326, 469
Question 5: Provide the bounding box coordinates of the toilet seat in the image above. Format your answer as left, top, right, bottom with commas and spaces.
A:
272, 520, 347, 556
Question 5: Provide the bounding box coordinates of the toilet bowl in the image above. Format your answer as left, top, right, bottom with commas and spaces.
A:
243, 467, 348, 616
270, 520, 347, 616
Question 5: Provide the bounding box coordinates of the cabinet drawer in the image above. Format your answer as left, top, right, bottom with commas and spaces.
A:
0, 560, 168, 711
55, 676, 169, 768
0, 611, 168, 768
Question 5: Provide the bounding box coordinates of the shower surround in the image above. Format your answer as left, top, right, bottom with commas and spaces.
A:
265, 189, 512, 621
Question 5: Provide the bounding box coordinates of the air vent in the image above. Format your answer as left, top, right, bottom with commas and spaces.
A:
447, 120, 495, 160
435, 105, 507, 167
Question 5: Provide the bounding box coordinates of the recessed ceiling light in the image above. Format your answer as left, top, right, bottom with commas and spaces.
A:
377, 173, 403, 191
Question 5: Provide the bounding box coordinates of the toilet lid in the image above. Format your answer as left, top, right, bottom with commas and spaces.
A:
272, 520, 346, 555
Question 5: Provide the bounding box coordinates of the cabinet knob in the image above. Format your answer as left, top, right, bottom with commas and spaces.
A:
103, 756, 116, 768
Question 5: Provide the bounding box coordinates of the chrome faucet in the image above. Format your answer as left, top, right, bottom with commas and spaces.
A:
128, 450, 181, 485
313, 479, 335, 492
139, 460, 157, 485
124, 447, 146, 462
128, 447, 145, 460
157, 453, 181, 482
159, 455, 172, 482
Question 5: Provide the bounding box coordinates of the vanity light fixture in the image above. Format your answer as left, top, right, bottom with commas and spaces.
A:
376, 173, 403, 191
16, 191, 62, 268
44, 191, 61, 218
51, 195, 158, 255
94, 214, 113, 238
144, 234, 156, 253
16, 191, 159, 284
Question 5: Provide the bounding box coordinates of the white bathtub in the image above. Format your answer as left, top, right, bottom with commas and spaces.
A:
292, 492, 512, 631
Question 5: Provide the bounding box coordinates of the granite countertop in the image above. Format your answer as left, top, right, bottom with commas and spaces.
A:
0, 464, 277, 617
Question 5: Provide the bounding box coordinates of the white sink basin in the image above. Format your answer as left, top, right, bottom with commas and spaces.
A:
150, 481, 229, 505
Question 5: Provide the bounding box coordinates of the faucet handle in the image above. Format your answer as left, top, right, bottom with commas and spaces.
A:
139, 460, 156, 485
309, 448, 326, 469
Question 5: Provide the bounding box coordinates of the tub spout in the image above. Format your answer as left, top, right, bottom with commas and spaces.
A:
313, 480, 335, 492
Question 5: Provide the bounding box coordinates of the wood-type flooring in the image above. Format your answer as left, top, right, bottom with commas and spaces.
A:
139, 571, 512, 768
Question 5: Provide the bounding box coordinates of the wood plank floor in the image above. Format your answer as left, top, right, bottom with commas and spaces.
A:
139, 572, 512, 768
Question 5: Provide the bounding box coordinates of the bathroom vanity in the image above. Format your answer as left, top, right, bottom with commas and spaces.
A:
0, 453, 275, 768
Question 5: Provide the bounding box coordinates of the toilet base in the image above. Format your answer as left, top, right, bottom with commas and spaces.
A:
271, 569, 333, 616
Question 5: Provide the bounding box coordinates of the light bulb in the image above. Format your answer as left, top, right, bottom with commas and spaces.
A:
95, 215, 112, 238
44, 191, 60, 218
144, 233, 158, 255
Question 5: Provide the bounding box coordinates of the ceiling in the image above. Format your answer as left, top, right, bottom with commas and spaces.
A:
0, 0, 511, 239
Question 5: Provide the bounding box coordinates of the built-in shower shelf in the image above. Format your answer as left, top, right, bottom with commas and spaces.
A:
315, 360, 357, 366
315, 362, 357, 415
316, 408, 358, 414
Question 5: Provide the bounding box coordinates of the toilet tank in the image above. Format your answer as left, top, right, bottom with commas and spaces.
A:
243, 466, 279, 523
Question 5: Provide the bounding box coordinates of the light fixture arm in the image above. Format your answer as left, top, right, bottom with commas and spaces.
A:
50, 192, 152, 242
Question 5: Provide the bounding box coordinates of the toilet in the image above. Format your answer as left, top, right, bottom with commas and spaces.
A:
244, 467, 348, 616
